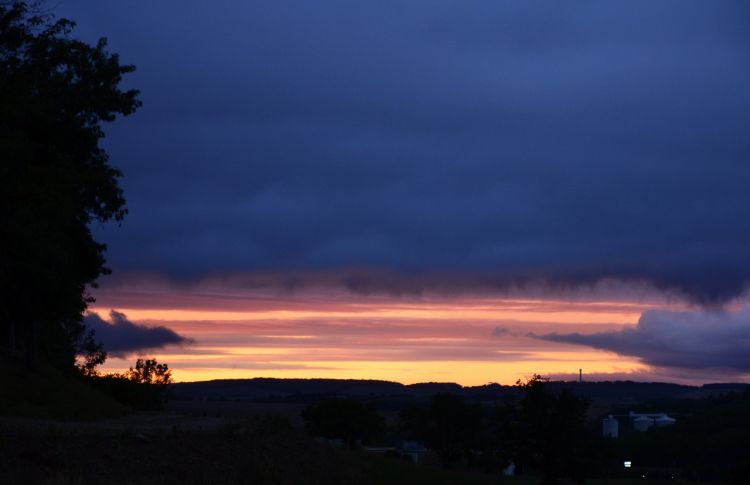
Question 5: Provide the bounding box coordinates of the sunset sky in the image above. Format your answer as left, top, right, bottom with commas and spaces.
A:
58, 1, 750, 385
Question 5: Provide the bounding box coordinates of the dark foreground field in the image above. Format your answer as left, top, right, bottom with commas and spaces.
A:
0, 405, 713, 485
1, 415, 354, 484
0, 362, 737, 484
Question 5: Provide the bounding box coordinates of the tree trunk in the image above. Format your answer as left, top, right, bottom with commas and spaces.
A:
25, 320, 36, 369
7, 320, 15, 353
5, 320, 20, 355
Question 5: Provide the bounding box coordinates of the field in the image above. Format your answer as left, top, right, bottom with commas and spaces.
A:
0, 415, 691, 485
1, 360, 736, 484
363, 459, 687, 485
0, 397, 718, 484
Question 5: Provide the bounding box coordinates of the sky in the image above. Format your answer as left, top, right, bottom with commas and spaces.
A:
56, 1, 750, 385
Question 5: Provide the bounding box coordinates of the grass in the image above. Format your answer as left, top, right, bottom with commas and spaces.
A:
0, 365, 723, 484
0, 412, 720, 484
360, 456, 696, 485
361, 456, 522, 485
0, 353, 128, 419
0, 414, 365, 484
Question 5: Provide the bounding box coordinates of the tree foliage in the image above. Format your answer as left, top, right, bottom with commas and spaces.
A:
0, 1, 140, 369
74, 327, 106, 376
510, 375, 590, 485
126, 358, 172, 386
302, 398, 384, 448
400, 393, 480, 467
89, 358, 173, 410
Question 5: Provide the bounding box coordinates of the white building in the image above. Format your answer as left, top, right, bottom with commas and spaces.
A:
602, 411, 676, 437
628, 411, 676, 432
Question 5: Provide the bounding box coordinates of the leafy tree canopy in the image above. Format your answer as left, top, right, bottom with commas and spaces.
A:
302, 398, 384, 448
0, 1, 140, 369
512, 375, 591, 485
88, 358, 173, 410
126, 358, 172, 386
400, 393, 480, 467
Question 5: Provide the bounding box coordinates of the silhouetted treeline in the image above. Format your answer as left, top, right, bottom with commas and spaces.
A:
171, 376, 749, 404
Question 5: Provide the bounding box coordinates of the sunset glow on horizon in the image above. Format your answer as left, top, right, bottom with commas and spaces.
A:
87, 284, 691, 385
51, 1, 750, 389
8, 4, 750, 482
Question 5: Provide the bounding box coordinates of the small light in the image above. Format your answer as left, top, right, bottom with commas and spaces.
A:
624, 461, 632, 468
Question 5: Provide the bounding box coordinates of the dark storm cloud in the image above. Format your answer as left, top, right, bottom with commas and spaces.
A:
58, 1, 750, 303
533, 307, 750, 371
84, 310, 193, 356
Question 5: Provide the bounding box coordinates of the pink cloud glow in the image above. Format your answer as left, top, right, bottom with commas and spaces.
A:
87, 280, 710, 385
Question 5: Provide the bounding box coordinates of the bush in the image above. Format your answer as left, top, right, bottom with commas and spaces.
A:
88, 358, 172, 410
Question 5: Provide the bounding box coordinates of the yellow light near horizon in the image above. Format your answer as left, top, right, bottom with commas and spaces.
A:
90, 295, 667, 386
101, 352, 647, 386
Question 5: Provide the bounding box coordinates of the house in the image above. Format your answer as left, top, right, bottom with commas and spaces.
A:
602, 411, 676, 438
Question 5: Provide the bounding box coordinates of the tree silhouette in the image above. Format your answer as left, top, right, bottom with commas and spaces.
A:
75, 328, 107, 376
88, 358, 173, 410
400, 393, 480, 467
0, 2, 140, 369
302, 398, 383, 448
126, 358, 172, 385
511, 375, 590, 485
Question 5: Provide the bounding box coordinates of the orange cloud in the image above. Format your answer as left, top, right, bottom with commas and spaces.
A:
91, 286, 684, 385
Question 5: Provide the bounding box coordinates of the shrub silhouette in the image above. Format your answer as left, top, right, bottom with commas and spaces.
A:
90, 358, 172, 410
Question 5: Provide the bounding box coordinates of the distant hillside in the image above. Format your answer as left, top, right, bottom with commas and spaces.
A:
172, 378, 405, 401
171, 377, 750, 405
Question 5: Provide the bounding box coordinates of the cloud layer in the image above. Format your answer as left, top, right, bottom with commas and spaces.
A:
535, 306, 750, 371
58, 1, 750, 303
90, 291, 645, 384
84, 310, 193, 356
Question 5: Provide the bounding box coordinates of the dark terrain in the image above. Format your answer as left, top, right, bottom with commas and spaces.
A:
171, 377, 749, 406
3, 364, 748, 484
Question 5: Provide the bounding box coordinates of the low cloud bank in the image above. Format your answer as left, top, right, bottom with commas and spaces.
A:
534, 307, 750, 371
84, 310, 193, 356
